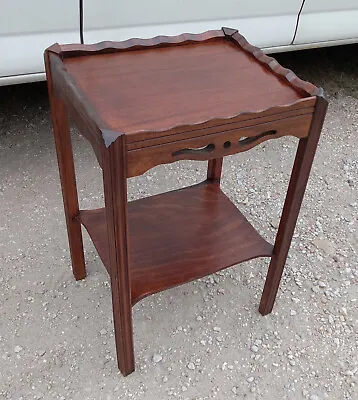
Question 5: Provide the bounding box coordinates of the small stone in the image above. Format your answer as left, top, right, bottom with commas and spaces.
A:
310, 395, 321, 400
247, 376, 254, 383
182, 386, 187, 392
162, 375, 168, 383
347, 179, 354, 187
152, 354, 162, 363
187, 362, 195, 370
251, 345, 259, 353
14, 346, 23, 353
295, 280, 302, 288
100, 329, 107, 336
213, 326, 221, 332
270, 217, 280, 229
343, 370, 354, 377
290, 310, 297, 316
312, 238, 335, 255
311, 285, 320, 294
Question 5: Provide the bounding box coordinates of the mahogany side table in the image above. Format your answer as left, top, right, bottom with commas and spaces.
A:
45, 27, 327, 376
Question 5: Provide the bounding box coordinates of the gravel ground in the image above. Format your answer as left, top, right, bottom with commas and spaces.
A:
0, 44, 357, 400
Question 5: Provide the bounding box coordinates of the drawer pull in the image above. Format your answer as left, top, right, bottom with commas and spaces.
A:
239, 130, 277, 146
172, 143, 215, 157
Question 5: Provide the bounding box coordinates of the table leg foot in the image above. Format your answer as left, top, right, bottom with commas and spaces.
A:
45, 54, 86, 281
111, 288, 135, 376
259, 96, 327, 315
103, 133, 135, 375
258, 256, 281, 315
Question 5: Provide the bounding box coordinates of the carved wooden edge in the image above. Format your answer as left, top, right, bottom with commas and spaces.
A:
128, 106, 315, 149
127, 98, 316, 143
222, 27, 324, 99
45, 49, 122, 154
46, 27, 324, 100
101, 130, 127, 148
45, 30, 224, 59
46, 50, 101, 158
45, 27, 325, 149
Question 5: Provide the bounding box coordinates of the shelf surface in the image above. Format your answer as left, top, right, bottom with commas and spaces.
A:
79, 183, 273, 304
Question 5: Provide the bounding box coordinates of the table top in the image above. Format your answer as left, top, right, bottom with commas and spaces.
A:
47, 27, 321, 144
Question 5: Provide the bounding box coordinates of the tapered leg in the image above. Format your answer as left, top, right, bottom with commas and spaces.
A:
207, 158, 223, 183
259, 97, 328, 315
102, 133, 134, 376
45, 56, 86, 280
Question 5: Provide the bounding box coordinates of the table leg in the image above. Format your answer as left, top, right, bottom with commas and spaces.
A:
46, 62, 86, 280
259, 96, 328, 315
207, 158, 223, 183
102, 134, 135, 376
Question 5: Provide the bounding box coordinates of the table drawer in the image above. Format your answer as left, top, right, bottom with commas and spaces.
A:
127, 113, 312, 177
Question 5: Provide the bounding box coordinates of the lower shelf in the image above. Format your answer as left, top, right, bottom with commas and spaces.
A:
79, 182, 273, 304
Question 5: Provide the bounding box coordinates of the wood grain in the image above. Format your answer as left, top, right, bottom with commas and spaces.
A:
207, 158, 223, 184
101, 134, 135, 375
126, 113, 313, 177
63, 39, 305, 136
45, 27, 327, 375
126, 104, 316, 149
45, 28, 321, 155
45, 52, 86, 280
78, 183, 273, 305
227, 29, 320, 97
259, 96, 328, 315
48, 27, 319, 98
51, 30, 224, 58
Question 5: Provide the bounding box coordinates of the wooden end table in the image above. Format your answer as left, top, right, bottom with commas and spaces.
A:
45, 27, 327, 376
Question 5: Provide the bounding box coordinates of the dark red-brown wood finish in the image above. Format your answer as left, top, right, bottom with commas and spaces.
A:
78, 182, 274, 305
45, 27, 327, 376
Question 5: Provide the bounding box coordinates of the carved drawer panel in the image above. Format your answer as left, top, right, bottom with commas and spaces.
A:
127, 113, 313, 177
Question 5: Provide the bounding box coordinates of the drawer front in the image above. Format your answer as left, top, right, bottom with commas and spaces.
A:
127, 113, 312, 177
